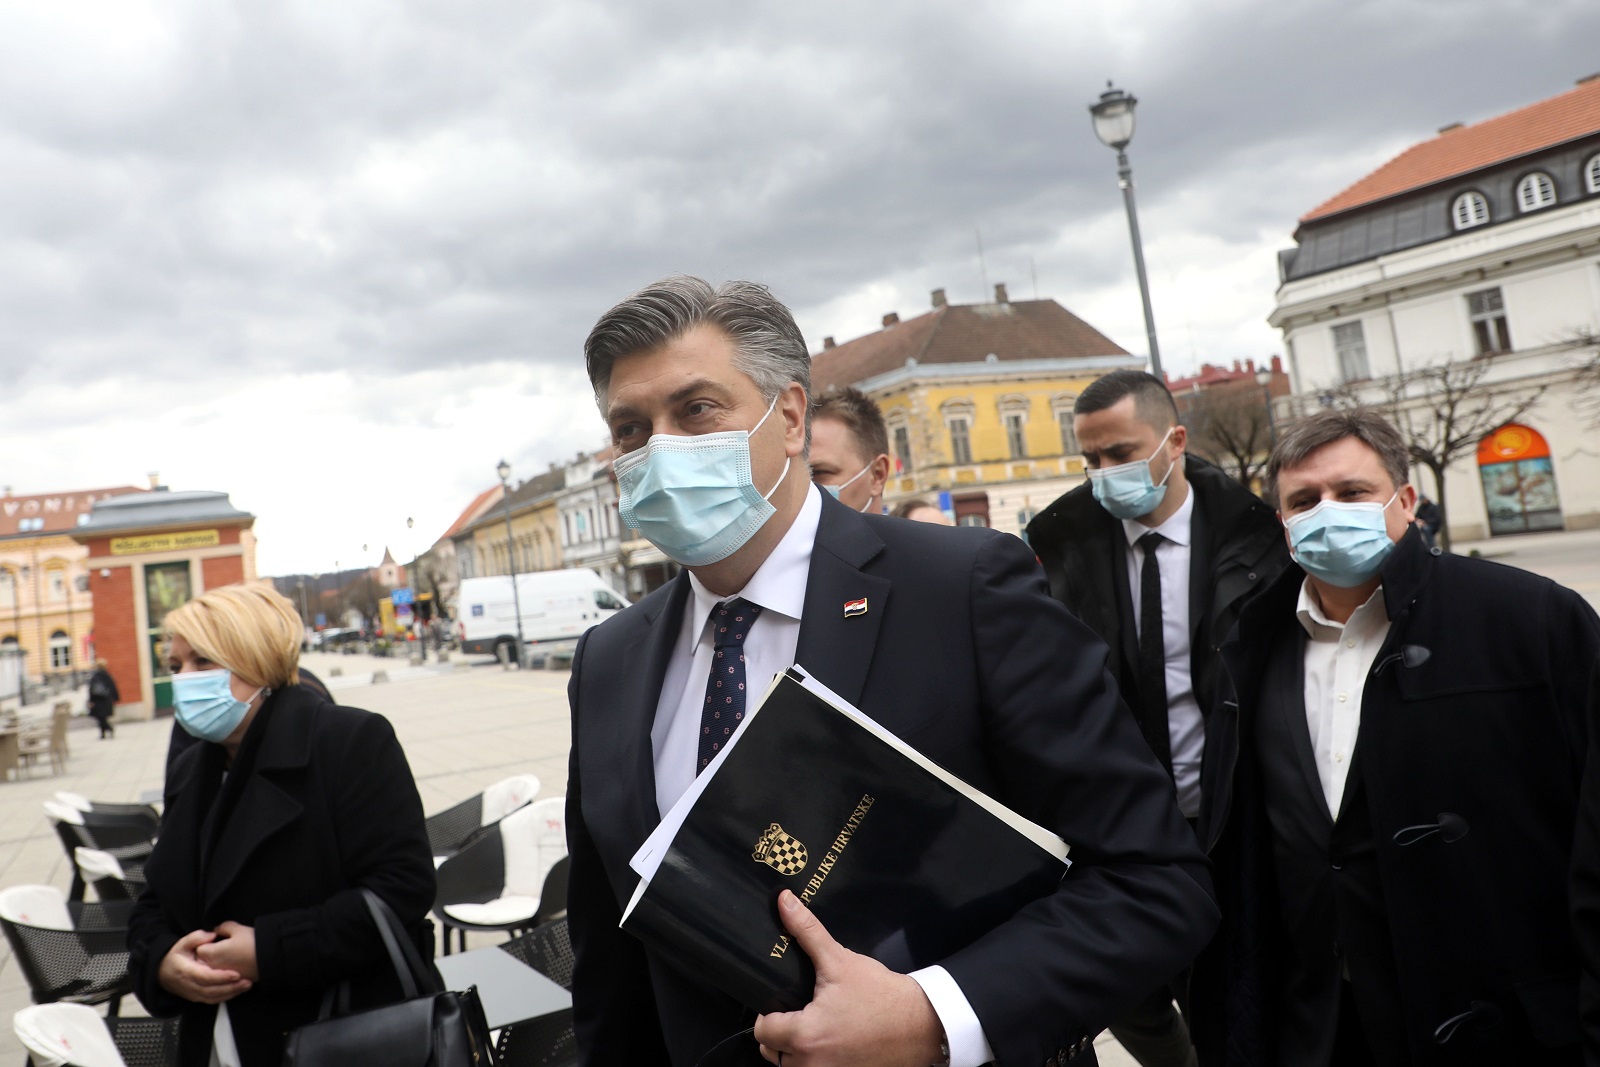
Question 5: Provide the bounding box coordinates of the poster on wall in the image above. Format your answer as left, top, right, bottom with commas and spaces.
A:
1477, 425, 1564, 536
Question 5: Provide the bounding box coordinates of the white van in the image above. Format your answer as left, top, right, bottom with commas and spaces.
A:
457, 569, 629, 662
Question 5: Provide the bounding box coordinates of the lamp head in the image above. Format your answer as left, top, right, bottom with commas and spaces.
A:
1256, 368, 1272, 387
496, 459, 511, 484
1090, 82, 1138, 150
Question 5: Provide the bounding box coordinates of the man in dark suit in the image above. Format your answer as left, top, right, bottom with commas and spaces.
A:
1191, 408, 1600, 1066
1027, 372, 1288, 1066
565, 276, 1219, 1067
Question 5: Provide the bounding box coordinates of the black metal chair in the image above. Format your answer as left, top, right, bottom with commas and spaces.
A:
15, 1003, 181, 1067
433, 798, 567, 954
45, 801, 158, 902
0, 885, 134, 1015
105, 1014, 183, 1067
494, 918, 577, 1067
74, 848, 149, 903
54, 794, 162, 822
424, 774, 541, 863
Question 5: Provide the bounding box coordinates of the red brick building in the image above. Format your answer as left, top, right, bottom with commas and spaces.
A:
71, 490, 257, 719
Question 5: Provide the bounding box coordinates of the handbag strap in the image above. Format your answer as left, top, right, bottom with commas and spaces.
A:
360, 888, 440, 999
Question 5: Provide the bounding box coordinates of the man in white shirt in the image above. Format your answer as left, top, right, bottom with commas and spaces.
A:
1192, 409, 1600, 1067
565, 276, 1219, 1067
1027, 371, 1288, 1067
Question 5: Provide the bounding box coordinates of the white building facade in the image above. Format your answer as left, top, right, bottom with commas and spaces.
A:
555, 452, 625, 594
1270, 76, 1600, 542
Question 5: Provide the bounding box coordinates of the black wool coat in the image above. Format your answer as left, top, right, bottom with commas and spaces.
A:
128, 683, 436, 1067
1026, 454, 1290, 768
1193, 529, 1600, 1066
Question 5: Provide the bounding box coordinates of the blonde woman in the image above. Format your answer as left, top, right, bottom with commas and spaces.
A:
127, 585, 434, 1067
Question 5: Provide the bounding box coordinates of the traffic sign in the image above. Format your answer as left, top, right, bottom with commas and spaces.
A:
392, 587, 415, 606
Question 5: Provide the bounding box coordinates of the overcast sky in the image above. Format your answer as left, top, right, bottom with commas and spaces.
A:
2, 0, 1597, 577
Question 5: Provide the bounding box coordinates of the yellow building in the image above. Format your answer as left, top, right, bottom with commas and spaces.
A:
455, 466, 566, 579
811, 285, 1141, 533
0, 485, 146, 686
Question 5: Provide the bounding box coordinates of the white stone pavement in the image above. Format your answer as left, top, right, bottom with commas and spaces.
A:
1, 524, 1596, 1063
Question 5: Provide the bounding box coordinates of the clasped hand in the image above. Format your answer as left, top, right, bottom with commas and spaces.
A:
159, 922, 258, 1005
753, 891, 946, 1067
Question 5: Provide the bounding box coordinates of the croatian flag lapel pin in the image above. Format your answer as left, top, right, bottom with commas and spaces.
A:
843, 597, 868, 618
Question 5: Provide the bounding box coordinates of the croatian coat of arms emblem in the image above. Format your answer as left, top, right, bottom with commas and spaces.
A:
752, 823, 808, 876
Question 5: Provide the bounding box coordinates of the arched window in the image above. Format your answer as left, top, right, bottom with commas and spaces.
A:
49, 630, 70, 669
1516, 172, 1556, 212
1586, 154, 1600, 195
1452, 191, 1489, 230
0, 568, 14, 610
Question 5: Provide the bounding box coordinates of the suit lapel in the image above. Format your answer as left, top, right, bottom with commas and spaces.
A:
794, 496, 889, 710
610, 576, 691, 849
1187, 475, 1214, 651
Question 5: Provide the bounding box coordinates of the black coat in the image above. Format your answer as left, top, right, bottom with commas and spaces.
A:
88, 667, 119, 720
1193, 529, 1600, 1066
1026, 455, 1290, 769
566, 492, 1219, 1067
128, 683, 436, 1067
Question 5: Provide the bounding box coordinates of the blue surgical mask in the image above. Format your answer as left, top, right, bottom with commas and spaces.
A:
1284, 492, 1399, 588
615, 395, 792, 567
1088, 427, 1176, 520
172, 669, 263, 743
820, 462, 876, 513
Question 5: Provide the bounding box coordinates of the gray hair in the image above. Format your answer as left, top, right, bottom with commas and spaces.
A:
1267, 408, 1411, 498
584, 275, 812, 414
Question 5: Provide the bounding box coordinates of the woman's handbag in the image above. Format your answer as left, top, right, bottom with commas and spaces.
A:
281, 889, 495, 1067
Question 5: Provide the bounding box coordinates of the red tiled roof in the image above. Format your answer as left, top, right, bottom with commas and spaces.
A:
439, 486, 502, 541
1302, 76, 1600, 223
810, 298, 1128, 392
0, 487, 146, 539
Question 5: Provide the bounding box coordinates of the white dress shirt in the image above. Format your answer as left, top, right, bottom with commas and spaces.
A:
1295, 580, 1391, 818
1121, 487, 1204, 818
648, 485, 993, 1066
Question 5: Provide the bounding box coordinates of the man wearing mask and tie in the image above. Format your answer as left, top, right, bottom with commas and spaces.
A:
1027, 370, 1289, 1067
564, 277, 1217, 1067
1190, 408, 1600, 1066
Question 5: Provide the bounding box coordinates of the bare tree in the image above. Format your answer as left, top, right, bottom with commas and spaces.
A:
1181, 384, 1273, 496
1560, 329, 1600, 427
1334, 360, 1546, 553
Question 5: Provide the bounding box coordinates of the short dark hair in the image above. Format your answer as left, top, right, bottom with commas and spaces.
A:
1073, 370, 1178, 430
889, 498, 936, 520
1267, 408, 1411, 498
811, 386, 889, 463
584, 275, 811, 411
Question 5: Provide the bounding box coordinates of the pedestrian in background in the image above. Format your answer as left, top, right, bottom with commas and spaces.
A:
1027, 370, 1289, 1067
1413, 493, 1441, 549
1193, 408, 1600, 1066
87, 658, 118, 739
889, 497, 952, 525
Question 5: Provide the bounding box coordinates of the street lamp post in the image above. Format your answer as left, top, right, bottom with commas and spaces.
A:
1255, 367, 1279, 450
297, 577, 309, 636
406, 516, 426, 663
497, 460, 526, 669
1090, 82, 1163, 381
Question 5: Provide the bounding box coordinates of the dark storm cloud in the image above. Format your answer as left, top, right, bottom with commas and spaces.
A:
1, 0, 1598, 400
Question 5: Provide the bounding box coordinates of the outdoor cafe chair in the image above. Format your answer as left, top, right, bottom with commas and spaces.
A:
73, 849, 147, 903
0, 885, 134, 1016
433, 796, 568, 954
43, 802, 157, 902
492, 917, 577, 1067
425, 773, 541, 865
54, 794, 161, 823
14, 1003, 182, 1067
19, 704, 71, 777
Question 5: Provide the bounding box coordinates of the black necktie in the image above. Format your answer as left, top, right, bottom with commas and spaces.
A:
1136, 532, 1173, 770
698, 599, 763, 776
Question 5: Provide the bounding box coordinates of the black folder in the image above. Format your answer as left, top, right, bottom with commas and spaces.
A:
621, 666, 1070, 1014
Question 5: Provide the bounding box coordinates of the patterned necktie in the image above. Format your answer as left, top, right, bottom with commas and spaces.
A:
1136, 532, 1174, 770
698, 598, 763, 776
